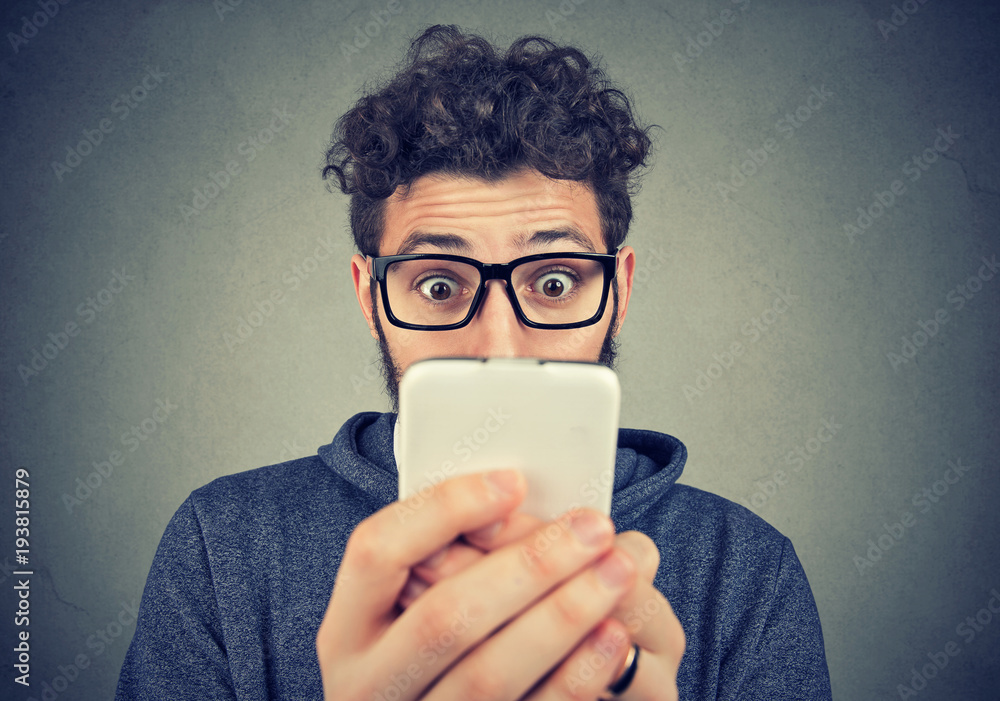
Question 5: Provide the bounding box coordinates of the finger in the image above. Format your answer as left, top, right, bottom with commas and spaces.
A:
538, 618, 683, 701
426, 525, 655, 588
406, 534, 660, 610
462, 510, 545, 549
416, 510, 571, 586
526, 618, 632, 701
613, 530, 661, 583
411, 541, 485, 583
398, 540, 506, 608
609, 577, 685, 660
320, 469, 526, 653
422, 547, 637, 700
614, 641, 681, 701
373, 508, 618, 695
463, 504, 610, 552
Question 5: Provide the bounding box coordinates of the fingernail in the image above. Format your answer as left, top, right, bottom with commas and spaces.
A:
596, 552, 632, 589
569, 511, 614, 547
483, 469, 523, 498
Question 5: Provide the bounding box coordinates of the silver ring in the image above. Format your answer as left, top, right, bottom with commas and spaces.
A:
602, 642, 640, 698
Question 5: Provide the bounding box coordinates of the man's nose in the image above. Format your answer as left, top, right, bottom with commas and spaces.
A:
463, 280, 524, 356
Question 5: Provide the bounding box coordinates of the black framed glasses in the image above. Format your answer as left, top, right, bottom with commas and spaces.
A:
370, 250, 620, 330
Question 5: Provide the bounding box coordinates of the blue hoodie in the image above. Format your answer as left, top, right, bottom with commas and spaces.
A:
117, 411, 832, 699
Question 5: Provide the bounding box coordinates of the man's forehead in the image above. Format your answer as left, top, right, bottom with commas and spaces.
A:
394, 227, 598, 256
380, 170, 602, 255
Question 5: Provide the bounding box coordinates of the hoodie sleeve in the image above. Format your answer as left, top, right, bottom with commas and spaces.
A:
728, 538, 832, 700
115, 496, 239, 701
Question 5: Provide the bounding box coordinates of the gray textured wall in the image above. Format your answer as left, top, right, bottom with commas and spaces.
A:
2, 0, 998, 699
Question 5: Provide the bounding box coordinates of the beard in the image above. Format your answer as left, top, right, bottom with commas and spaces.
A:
369, 281, 620, 413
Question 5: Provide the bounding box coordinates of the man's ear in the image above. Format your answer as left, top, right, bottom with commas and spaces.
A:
351, 254, 379, 340
612, 246, 636, 337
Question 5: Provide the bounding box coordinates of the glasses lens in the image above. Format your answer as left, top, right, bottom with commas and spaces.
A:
384, 258, 481, 326
512, 257, 607, 325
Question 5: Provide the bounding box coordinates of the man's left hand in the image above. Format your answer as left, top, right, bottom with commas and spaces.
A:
398, 509, 686, 700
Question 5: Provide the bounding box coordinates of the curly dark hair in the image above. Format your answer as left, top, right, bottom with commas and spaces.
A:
322, 24, 653, 257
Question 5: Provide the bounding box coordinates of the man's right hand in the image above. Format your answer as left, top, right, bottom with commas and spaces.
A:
316, 469, 637, 700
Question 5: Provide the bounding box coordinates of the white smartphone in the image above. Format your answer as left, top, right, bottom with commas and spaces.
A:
396, 357, 620, 520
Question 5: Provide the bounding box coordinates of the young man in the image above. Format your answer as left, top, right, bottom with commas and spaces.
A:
117, 25, 831, 700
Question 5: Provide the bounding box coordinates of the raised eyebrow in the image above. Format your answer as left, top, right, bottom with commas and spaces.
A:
518, 229, 598, 253
395, 232, 472, 255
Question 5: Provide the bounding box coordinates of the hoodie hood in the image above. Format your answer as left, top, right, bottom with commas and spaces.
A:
318, 411, 687, 529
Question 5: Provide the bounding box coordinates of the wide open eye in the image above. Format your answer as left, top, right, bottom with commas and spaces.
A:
417, 276, 459, 301
534, 271, 575, 298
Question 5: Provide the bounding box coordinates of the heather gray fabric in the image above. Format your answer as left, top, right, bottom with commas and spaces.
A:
116, 411, 831, 699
